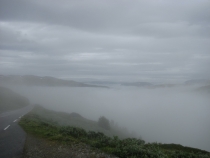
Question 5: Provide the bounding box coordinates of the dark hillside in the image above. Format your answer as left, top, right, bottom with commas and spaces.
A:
0, 86, 29, 113
196, 85, 210, 93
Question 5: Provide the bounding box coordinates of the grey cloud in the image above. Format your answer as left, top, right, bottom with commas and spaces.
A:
1, 0, 209, 34
0, 0, 210, 82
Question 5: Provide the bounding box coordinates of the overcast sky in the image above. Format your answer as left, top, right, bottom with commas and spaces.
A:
0, 0, 210, 83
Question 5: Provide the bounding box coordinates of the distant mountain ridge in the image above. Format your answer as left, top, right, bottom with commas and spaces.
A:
195, 85, 210, 93
0, 75, 108, 88
184, 79, 210, 85
121, 82, 153, 87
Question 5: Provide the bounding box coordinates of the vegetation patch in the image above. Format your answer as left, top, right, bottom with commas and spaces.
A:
19, 106, 210, 158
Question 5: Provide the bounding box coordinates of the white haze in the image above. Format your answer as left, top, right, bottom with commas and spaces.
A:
9, 85, 210, 152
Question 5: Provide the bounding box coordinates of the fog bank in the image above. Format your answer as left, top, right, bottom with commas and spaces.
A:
10, 85, 210, 152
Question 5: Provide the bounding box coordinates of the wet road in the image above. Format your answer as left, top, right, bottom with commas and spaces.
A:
0, 105, 34, 158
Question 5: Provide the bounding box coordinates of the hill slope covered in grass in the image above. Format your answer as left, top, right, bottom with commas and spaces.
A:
19, 106, 210, 158
23, 105, 134, 138
0, 86, 29, 113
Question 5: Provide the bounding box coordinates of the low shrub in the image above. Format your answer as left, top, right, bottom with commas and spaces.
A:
20, 113, 210, 158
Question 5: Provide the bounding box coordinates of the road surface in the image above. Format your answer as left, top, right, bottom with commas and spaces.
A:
0, 105, 34, 158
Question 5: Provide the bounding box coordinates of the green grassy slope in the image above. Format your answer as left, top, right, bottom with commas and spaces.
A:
26, 105, 132, 138
19, 106, 210, 158
0, 86, 29, 113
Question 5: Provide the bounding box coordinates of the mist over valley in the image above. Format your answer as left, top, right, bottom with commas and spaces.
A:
6, 81, 210, 152
1, 0, 210, 156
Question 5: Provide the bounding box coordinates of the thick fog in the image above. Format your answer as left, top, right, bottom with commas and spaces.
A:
1, 0, 210, 155
9, 85, 210, 152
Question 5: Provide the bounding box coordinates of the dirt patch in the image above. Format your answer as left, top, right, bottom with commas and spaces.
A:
22, 134, 118, 158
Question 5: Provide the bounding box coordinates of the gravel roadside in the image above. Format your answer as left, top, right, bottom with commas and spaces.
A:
22, 134, 118, 158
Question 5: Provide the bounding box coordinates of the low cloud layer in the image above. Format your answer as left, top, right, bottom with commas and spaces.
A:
0, 0, 210, 82
10, 85, 210, 152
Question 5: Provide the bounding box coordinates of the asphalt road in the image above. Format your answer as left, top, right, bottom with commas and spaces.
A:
0, 105, 34, 158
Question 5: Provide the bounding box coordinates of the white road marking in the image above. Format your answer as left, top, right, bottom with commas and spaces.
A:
4, 125, 10, 130
13, 119, 17, 122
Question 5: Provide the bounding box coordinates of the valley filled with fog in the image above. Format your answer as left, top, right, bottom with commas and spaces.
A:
1, 0, 210, 157
8, 85, 210, 152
